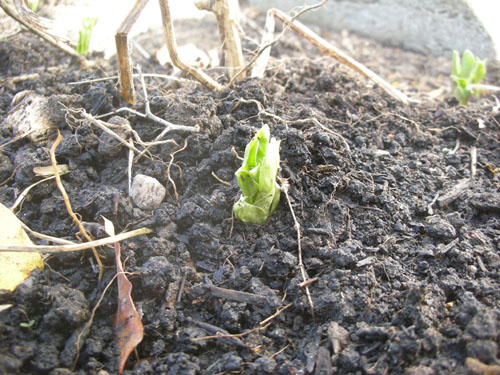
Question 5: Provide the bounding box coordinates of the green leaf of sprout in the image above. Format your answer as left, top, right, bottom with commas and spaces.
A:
234, 125, 281, 224
450, 49, 487, 105
76, 17, 98, 56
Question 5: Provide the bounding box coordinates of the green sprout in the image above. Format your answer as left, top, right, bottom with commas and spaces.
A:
451, 50, 486, 105
234, 124, 281, 224
28, 0, 39, 12
20, 319, 35, 328
76, 17, 98, 56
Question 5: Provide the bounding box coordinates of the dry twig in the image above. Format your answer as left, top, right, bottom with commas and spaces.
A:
195, 0, 245, 80
158, 0, 223, 91
0, 0, 83, 61
115, 0, 150, 104
252, 6, 409, 104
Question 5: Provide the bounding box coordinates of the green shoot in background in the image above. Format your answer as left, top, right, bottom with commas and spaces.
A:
234, 124, 281, 224
451, 49, 486, 105
77, 17, 98, 56
28, 0, 38, 12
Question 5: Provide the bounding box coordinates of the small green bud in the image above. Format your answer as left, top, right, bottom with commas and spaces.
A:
234, 125, 281, 224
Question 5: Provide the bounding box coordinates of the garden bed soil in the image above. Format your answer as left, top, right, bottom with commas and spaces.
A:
1, 4, 500, 375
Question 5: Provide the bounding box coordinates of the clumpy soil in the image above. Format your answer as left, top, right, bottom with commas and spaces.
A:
1, 6, 500, 375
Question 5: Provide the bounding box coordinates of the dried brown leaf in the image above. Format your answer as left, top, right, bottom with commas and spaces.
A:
105, 218, 144, 374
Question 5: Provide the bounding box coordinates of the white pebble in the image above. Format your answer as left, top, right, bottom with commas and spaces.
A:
130, 174, 166, 210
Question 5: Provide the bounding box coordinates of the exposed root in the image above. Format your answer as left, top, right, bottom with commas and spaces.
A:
281, 180, 315, 320
50, 132, 104, 280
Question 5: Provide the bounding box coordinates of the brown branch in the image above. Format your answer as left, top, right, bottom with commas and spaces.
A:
115, 0, 150, 105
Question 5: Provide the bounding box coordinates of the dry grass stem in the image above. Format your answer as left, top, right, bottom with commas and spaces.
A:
0, 0, 83, 61
0, 227, 153, 253
239, 0, 328, 84
211, 171, 232, 186
68, 73, 193, 86
271, 8, 409, 104
20, 222, 75, 245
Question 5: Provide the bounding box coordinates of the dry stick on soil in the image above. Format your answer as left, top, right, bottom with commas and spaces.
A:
10, 176, 56, 212
110, 64, 199, 165
158, 0, 223, 91
50, 131, 104, 280
281, 180, 315, 320
0, 0, 83, 61
192, 301, 294, 346
79, 110, 144, 155
209, 285, 269, 307
232, 0, 328, 84
68, 73, 193, 86
116, 0, 150, 105
250, 5, 410, 104
11, 166, 70, 211
0, 227, 153, 253
195, 0, 245, 81
471, 146, 477, 178
20, 222, 75, 245
259, 302, 293, 326
211, 171, 232, 186
188, 318, 248, 348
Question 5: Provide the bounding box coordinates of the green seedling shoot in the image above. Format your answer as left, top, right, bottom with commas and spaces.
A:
20, 319, 35, 328
28, 0, 39, 12
234, 124, 281, 224
451, 49, 486, 105
76, 17, 98, 56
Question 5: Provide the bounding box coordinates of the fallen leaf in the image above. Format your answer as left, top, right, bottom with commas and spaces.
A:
0, 203, 43, 291
103, 217, 143, 374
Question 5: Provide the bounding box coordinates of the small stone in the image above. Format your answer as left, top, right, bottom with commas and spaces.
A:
130, 174, 166, 210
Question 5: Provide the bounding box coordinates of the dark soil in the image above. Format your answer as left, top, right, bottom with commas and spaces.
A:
1, 4, 500, 375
